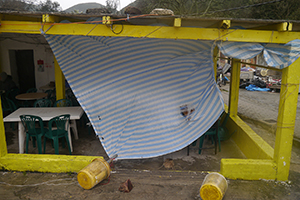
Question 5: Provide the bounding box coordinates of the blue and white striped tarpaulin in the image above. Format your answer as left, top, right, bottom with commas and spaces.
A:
44, 35, 224, 159
217, 40, 300, 69
44, 34, 300, 159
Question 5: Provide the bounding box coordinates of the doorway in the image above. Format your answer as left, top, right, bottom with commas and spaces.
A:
9, 50, 36, 93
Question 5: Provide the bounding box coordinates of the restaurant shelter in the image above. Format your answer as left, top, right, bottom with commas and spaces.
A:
0, 11, 300, 181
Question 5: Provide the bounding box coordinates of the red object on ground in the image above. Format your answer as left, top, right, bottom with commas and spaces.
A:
119, 179, 133, 193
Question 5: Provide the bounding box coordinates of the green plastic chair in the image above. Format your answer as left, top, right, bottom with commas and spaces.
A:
197, 112, 231, 154
45, 89, 55, 99
53, 99, 72, 107
198, 120, 221, 154
26, 88, 37, 93
1, 96, 17, 115
43, 114, 72, 155
66, 88, 80, 106
188, 112, 230, 155
34, 99, 52, 107
5, 88, 20, 106
2, 96, 18, 130
20, 115, 47, 154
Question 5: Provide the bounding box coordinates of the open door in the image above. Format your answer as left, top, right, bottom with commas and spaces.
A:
13, 50, 36, 93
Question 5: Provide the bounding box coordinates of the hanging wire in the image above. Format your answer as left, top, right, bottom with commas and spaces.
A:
110, 23, 124, 35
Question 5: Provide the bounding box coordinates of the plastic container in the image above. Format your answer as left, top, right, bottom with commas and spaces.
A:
200, 172, 228, 200
77, 157, 111, 190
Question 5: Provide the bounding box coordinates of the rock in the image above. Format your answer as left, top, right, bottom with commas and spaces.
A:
119, 179, 133, 193
124, 6, 142, 15
150, 8, 174, 16
162, 158, 174, 169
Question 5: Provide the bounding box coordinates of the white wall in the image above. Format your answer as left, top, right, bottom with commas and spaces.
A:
0, 33, 55, 91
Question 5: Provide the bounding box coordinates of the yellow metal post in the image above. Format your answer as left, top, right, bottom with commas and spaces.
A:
0, 97, 7, 157
228, 58, 240, 117
0, 30, 7, 157
174, 18, 181, 27
274, 58, 300, 181
54, 56, 65, 100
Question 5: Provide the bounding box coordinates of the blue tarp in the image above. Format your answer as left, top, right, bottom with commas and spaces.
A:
245, 84, 271, 92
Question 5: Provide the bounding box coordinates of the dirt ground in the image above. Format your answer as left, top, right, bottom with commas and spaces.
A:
1, 85, 300, 199
1, 161, 300, 200
0, 169, 299, 200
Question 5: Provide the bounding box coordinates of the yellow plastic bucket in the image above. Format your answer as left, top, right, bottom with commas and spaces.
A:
77, 157, 111, 190
200, 172, 228, 200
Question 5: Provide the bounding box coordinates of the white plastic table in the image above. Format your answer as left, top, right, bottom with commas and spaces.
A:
3, 106, 84, 154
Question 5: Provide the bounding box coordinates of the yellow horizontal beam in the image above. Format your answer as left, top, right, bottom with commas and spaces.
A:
221, 159, 277, 180
0, 154, 100, 173
0, 21, 42, 34
255, 22, 293, 32
1, 20, 300, 43
0, 14, 41, 22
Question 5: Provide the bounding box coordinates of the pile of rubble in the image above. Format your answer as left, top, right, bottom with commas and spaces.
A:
220, 64, 282, 92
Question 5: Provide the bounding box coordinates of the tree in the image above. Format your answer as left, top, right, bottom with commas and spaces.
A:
248, 0, 300, 20
133, 0, 206, 15
106, 0, 118, 14
0, 0, 61, 12
35, 0, 61, 12
130, 0, 300, 20
0, 0, 29, 11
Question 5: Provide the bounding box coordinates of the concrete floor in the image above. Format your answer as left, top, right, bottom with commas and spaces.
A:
4, 119, 245, 172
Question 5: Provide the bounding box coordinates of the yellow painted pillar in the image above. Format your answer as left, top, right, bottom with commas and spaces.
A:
0, 26, 7, 157
228, 58, 241, 117
54, 56, 65, 100
274, 58, 300, 181
0, 96, 8, 157
213, 46, 219, 80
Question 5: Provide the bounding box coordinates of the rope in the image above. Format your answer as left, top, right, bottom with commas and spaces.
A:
99, 156, 116, 186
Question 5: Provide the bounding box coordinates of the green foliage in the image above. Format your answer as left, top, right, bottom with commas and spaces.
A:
0, 0, 62, 12
0, 0, 29, 11
106, 0, 118, 14
133, 0, 300, 20
248, 0, 300, 20
35, 0, 61, 12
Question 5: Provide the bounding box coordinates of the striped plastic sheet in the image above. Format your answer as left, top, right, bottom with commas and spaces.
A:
44, 35, 225, 159
217, 40, 300, 69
